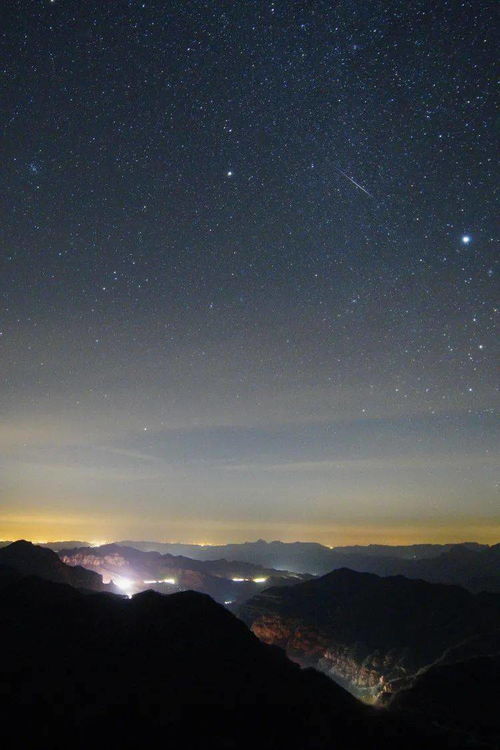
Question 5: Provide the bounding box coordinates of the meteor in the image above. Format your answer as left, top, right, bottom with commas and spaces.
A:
334, 166, 374, 198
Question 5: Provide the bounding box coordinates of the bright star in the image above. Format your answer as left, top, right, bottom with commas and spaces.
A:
227, 170, 233, 177
461, 235, 471, 244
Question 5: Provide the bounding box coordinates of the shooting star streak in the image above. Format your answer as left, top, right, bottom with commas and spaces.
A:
334, 166, 374, 199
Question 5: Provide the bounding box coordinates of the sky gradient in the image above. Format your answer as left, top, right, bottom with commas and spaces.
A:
1, 0, 498, 545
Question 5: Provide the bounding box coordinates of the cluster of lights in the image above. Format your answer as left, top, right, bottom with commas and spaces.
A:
143, 577, 176, 585
115, 576, 178, 596
231, 576, 268, 584
114, 576, 135, 598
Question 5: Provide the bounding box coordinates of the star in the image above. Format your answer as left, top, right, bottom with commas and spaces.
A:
1, 0, 496, 550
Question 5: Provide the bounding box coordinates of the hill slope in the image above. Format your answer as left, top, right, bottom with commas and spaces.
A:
118, 539, 499, 590
58, 542, 307, 603
0, 540, 107, 591
238, 568, 500, 702
0, 572, 452, 750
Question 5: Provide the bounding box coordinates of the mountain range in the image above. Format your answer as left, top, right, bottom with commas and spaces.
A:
3, 538, 497, 590
0, 540, 498, 748
117, 537, 488, 567
3, 537, 498, 593
0, 562, 454, 750
58, 542, 309, 604
116, 539, 500, 592
0, 540, 112, 592
238, 567, 500, 707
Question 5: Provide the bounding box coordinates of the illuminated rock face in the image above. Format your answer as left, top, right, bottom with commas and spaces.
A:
248, 614, 404, 701
318, 643, 413, 700
60, 547, 210, 594
61, 551, 129, 574
239, 568, 500, 702
57, 543, 308, 605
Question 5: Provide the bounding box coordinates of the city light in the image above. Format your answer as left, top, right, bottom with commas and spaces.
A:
143, 578, 176, 585
114, 576, 134, 598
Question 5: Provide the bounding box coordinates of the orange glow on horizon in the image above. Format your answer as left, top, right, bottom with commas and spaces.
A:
1, 513, 499, 547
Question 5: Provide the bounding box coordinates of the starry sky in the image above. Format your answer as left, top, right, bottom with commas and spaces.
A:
1, 0, 498, 545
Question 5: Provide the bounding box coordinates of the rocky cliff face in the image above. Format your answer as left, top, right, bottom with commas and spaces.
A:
239, 569, 500, 702
60, 549, 135, 581
58, 543, 307, 604
248, 612, 412, 700
318, 643, 413, 699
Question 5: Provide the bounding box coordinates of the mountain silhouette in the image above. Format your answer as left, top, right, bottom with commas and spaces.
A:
0, 570, 456, 750
0, 540, 108, 591
116, 539, 498, 590
58, 542, 308, 603
239, 568, 500, 703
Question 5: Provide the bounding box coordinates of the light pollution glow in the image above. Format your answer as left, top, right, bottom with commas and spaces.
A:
1, 513, 499, 547
1, 0, 497, 560
1, 412, 498, 546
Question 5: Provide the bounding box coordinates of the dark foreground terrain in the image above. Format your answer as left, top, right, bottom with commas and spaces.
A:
0, 542, 498, 749
239, 567, 500, 747
0, 539, 112, 591
0, 566, 475, 750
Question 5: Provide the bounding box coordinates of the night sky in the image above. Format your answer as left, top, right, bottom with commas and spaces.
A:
1, 0, 498, 545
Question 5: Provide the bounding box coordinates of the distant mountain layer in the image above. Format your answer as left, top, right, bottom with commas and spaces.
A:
238, 568, 500, 705
0, 540, 109, 591
359, 544, 500, 593
0, 572, 453, 750
0, 540, 91, 549
118, 539, 500, 592
5, 538, 499, 592
119, 538, 488, 568
58, 543, 308, 604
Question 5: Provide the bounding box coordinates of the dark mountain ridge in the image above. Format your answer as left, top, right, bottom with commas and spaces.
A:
117, 539, 498, 591
239, 568, 500, 704
0, 540, 109, 591
4, 537, 498, 592
297, 543, 500, 593
387, 653, 500, 747
119, 538, 490, 568
0, 571, 453, 750
58, 542, 308, 604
